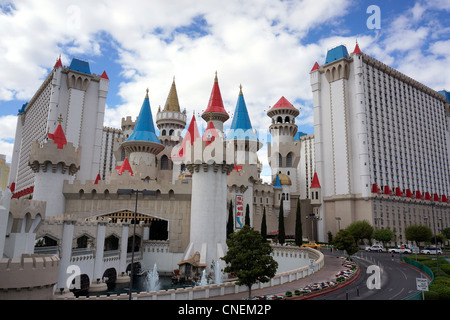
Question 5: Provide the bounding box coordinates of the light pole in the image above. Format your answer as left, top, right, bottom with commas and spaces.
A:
117, 188, 155, 300
335, 217, 341, 231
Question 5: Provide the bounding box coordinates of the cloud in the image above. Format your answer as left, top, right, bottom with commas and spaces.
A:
1, 0, 449, 172
0, 114, 17, 162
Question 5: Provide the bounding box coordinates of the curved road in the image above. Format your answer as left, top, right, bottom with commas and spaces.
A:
310, 251, 430, 300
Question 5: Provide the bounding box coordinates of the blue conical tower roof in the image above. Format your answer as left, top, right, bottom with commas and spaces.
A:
227, 85, 258, 141
126, 89, 161, 144
273, 174, 282, 189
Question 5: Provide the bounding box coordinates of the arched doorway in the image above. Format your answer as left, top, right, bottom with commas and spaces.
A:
102, 268, 117, 290
69, 274, 90, 297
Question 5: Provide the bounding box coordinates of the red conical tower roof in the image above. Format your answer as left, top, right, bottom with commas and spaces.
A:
310, 172, 321, 188
270, 96, 296, 111
173, 114, 200, 158
94, 173, 101, 184
310, 61, 320, 72
203, 72, 228, 116
101, 70, 109, 80
54, 56, 63, 68
47, 121, 67, 149
353, 42, 362, 54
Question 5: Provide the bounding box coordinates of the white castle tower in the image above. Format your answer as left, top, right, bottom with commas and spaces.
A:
156, 78, 187, 183
121, 89, 165, 180
29, 117, 81, 218
226, 85, 262, 228
9, 57, 109, 195
267, 96, 301, 216
181, 76, 234, 273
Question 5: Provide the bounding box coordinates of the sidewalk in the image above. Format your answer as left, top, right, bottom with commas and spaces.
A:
207, 251, 351, 300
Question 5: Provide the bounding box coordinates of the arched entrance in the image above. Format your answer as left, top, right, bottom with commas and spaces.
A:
69, 274, 90, 297
102, 268, 117, 290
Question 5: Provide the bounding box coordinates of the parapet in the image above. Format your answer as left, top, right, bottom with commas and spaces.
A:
9, 197, 46, 220
28, 140, 81, 175
0, 254, 59, 292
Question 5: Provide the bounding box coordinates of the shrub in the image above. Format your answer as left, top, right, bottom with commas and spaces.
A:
424, 290, 439, 300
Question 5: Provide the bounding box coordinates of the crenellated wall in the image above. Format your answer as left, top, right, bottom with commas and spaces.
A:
0, 254, 60, 300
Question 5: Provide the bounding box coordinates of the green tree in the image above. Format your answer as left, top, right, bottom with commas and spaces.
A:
347, 220, 374, 246
372, 228, 394, 247
442, 228, 450, 242
260, 207, 267, 241
294, 198, 303, 246
327, 231, 333, 244
405, 225, 433, 246
332, 229, 359, 257
227, 200, 234, 238
278, 195, 285, 245
245, 204, 250, 226
222, 225, 278, 299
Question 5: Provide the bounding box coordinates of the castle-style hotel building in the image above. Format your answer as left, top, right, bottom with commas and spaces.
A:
0, 42, 448, 298
311, 43, 449, 243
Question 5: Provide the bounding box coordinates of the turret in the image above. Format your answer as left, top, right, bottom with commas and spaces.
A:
156, 77, 187, 146
156, 78, 187, 183
121, 89, 164, 180
201, 72, 229, 133
267, 96, 301, 193
29, 117, 81, 217
182, 115, 234, 274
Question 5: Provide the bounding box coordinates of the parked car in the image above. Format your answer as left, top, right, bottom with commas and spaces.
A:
365, 244, 385, 252
301, 242, 322, 249
420, 247, 442, 255
388, 246, 412, 254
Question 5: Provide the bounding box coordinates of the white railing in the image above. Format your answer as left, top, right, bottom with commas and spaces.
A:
59, 245, 324, 300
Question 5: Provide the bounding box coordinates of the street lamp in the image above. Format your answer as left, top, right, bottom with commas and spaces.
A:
117, 188, 156, 300
335, 217, 341, 231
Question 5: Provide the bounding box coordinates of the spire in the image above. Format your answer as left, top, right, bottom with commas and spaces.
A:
228, 85, 257, 141
100, 70, 109, 80
310, 61, 320, 72
353, 41, 362, 55
202, 72, 229, 119
126, 90, 161, 144
273, 174, 282, 189
54, 55, 63, 68
310, 172, 321, 188
269, 96, 296, 111
163, 77, 181, 112
47, 115, 67, 149
173, 114, 200, 158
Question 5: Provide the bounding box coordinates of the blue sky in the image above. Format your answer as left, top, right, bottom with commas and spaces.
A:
1, 0, 449, 181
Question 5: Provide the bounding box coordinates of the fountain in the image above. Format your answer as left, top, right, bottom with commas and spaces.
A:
214, 260, 223, 284
146, 264, 160, 292
199, 269, 208, 286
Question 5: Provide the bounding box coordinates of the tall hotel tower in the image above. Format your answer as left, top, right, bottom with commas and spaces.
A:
310, 43, 450, 243
9, 57, 109, 195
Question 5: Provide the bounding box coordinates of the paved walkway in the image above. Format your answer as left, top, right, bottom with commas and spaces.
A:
207, 250, 350, 300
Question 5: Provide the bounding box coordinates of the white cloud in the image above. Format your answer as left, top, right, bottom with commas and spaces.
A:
1, 0, 449, 170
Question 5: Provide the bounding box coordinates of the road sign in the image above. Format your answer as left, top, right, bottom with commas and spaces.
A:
416, 278, 428, 291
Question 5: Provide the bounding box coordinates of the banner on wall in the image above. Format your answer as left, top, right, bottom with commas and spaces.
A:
235, 194, 244, 229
